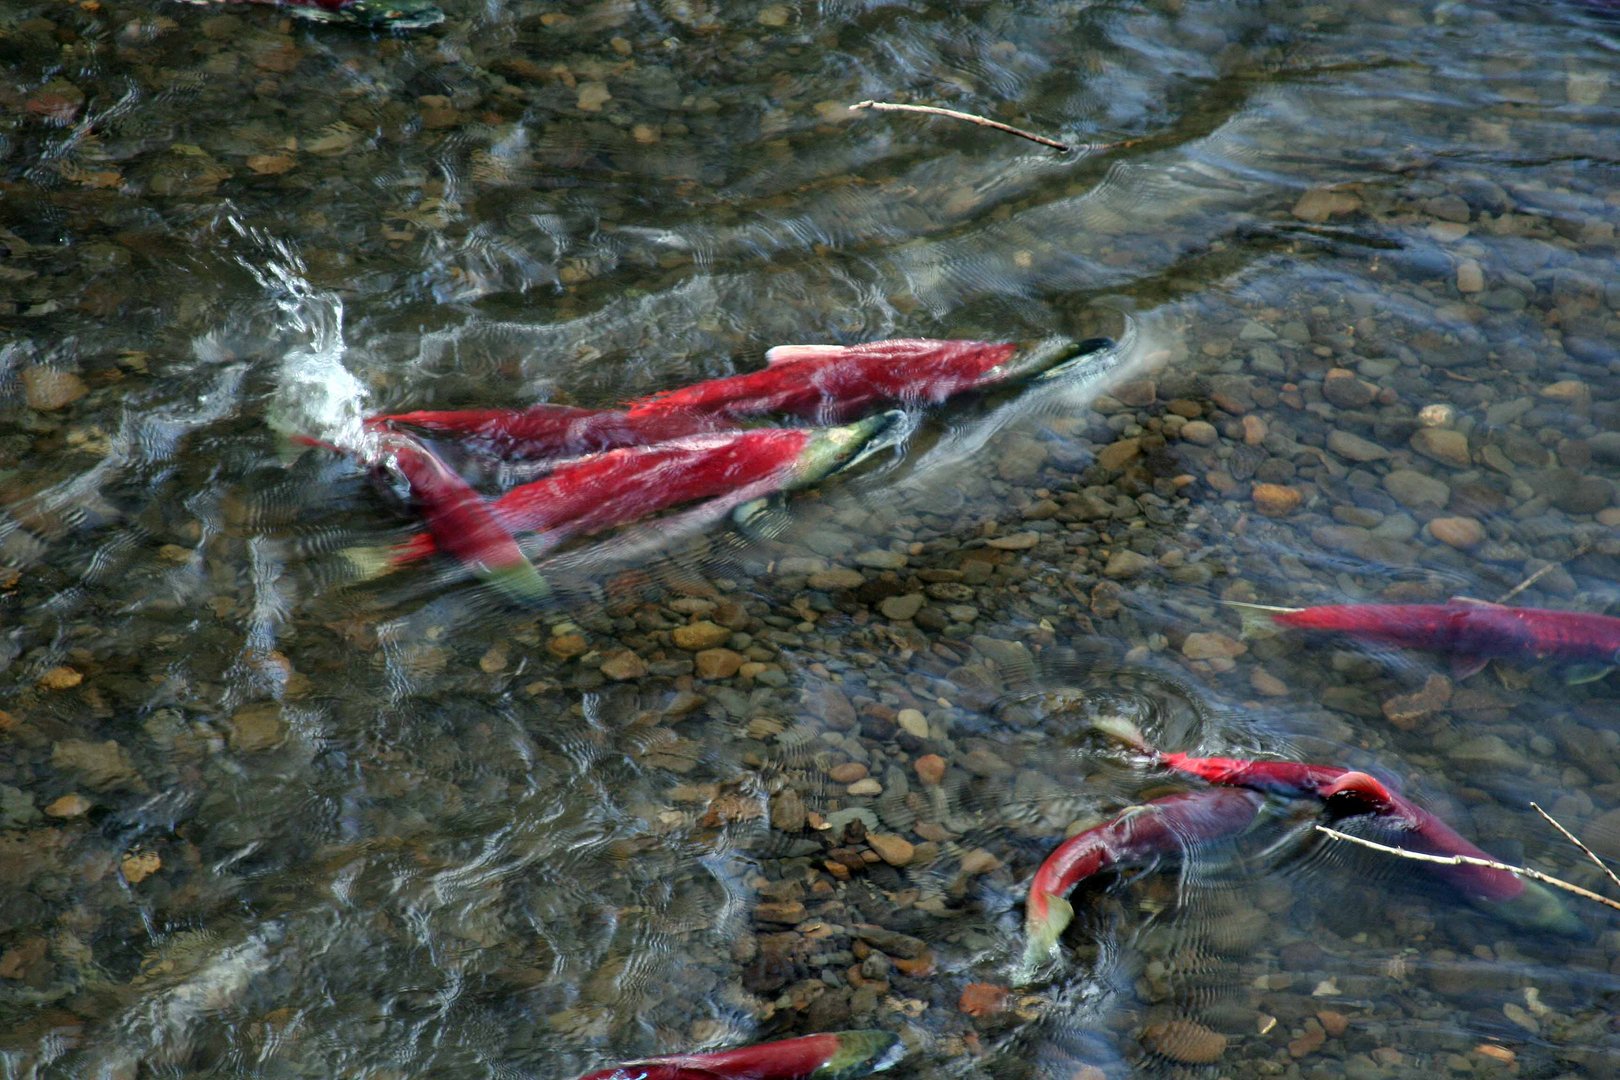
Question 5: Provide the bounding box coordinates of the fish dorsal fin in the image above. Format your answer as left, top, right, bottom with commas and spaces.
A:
764, 344, 848, 366
1322, 771, 1394, 816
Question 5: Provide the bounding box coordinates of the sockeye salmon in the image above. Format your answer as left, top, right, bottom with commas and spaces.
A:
349, 431, 548, 602
571, 1029, 902, 1080
1091, 718, 1580, 934
1021, 788, 1264, 975
1229, 599, 1620, 682
174, 0, 444, 29
1320, 771, 1580, 934
367, 336, 1110, 459
374, 414, 897, 572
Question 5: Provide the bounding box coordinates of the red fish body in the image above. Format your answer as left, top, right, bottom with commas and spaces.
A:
572, 1030, 901, 1080
385, 427, 815, 566
1155, 754, 1580, 933
363, 404, 724, 460
1257, 601, 1620, 674
370, 432, 549, 601
1022, 788, 1264, 971
367, 337, 1092, 459
624, 338, 1021, 423
1157, 752, 1350, 800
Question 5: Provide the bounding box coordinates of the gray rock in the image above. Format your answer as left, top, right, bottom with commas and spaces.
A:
879, 593, 924, 621
1327, 430, 1389, 463
1384, 468, 1451, 509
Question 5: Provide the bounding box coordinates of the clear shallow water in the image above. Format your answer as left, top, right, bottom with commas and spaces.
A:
3, 0, 1620, 1076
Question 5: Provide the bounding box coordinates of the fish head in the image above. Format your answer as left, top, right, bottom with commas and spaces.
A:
793, 409, 908, 484
287, 0, 446, 29
816, 1030, 904, 1078
1321, 771, 1396, 817
985, 335, 1118, 386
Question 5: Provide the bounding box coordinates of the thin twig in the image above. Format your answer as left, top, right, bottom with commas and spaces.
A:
1531, 801, 1620, 892
1495, 543, 1590, 605
849, 100, 1073, 152
1314, 825, 1620, 913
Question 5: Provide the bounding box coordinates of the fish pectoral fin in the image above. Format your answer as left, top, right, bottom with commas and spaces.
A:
1564, 664, 1613, 686
732, 496, 792, 541
1449, 655, 1491, 680
1448, 595, 1506, 607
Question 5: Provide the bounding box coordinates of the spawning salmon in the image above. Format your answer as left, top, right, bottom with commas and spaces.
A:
571, 1029, 902, 1080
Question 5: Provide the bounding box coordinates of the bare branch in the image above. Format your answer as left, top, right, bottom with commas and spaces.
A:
849, 100, 1073, 153
1531, 801, 1620, 892
1494, 543, 1590, 605
1313, 825, 1620, 913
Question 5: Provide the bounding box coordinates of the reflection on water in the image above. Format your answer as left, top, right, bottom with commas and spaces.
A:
3, 0, 1620, 1075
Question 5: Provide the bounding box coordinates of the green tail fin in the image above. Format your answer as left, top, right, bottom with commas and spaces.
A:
1219, 600, 1298, 640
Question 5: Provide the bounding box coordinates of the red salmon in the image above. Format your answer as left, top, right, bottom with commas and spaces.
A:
1090, 719, 1578, 933
1021, 788, 1264, 973
368, 337, 1100, 459
367, 432, 549, 601
572, 1030, 901, 1080
1230, 600, 1620, 680
378, 416, 892, 570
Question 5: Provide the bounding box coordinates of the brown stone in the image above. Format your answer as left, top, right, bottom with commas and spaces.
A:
1378, 675, 1451, 731
121, 850, 161, 884
1141, 1019, 1227, 1064
1182, 632, 1246, 661
547, 633, 588, 659
599, 650, 646, 680
1097, 438, 1141, 470
1251, 483, 1303, 517
43, 794, 91, 818
694, 648, 744, 679
37, 666, 82, 691
958, 982, 1009, 1017
672, 620, 730, 650
1427, 516, 1486, 549
868, 833, 915, 867
914, 754, 946, 785
22, 368, 89, 411
828, 762, 869, 784
229, 703, 287, 752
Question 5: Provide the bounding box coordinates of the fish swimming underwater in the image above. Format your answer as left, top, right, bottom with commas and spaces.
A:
366, 336, 1111, 459
367, 413, 899, 576
572, 1029, 903, 1080
173, 0, 445, 29
1020, 788, 1265, 976
1319, 771, 1580, 934
324, 430, 549, 602
1229, 599, 1620, 682
1090, 718, 1580, 934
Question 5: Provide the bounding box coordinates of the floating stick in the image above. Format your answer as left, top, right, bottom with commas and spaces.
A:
1531, 801, 1620, 892
849, 100, 1073, 152
1314, 825, 1620, 914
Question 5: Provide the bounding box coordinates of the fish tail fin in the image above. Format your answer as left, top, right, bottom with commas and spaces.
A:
338, 543, 405, 582
480, 558, 553, 605
1219, 600, 1300, 639
1015, 893, 1074, 985
1090, 714, 1154, 754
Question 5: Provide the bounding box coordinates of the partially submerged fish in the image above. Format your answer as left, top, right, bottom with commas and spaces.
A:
1228, 599, 1620, 682
173, 0, 445, 30
363, 403, 725, 462
627, 335, 1107, 423
1321, 771, 1581, 935
371, 431, 550, 602
1021, 788, 1265, 975
372, 414, 898, 573
367, 336, 1111, 459
1092, 718, 1580, 934
572, 1029, 903, 1080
